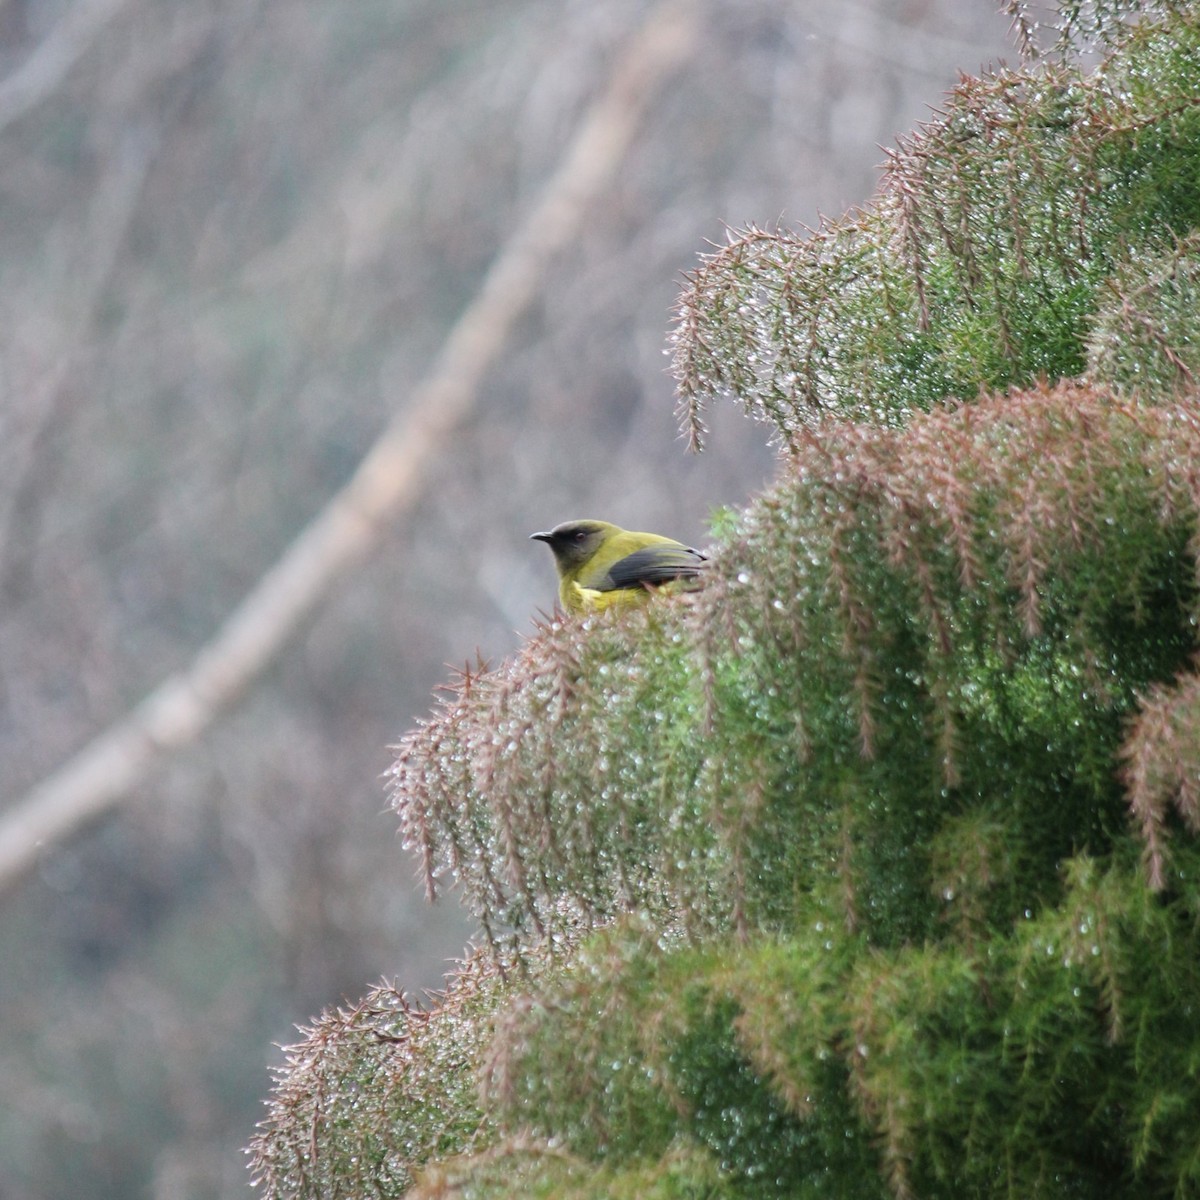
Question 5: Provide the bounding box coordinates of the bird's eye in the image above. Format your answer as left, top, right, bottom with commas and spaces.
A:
572, 531, 585, 541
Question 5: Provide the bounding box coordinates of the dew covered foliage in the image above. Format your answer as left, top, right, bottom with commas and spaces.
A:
672, 5, 1200, 448
249, 954, 504, 1199
250, 6, 1200, 1199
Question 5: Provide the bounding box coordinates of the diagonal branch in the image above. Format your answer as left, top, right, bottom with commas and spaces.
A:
0, 0, 702, 898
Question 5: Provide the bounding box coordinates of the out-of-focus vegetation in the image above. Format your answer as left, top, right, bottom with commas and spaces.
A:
250, 2, 1200, 1197
0, 1, 1011, 1197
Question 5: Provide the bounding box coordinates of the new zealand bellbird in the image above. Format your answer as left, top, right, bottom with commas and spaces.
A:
530, 519, 707, 614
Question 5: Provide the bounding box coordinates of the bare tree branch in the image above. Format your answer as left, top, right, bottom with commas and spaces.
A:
0, 0, 703, 897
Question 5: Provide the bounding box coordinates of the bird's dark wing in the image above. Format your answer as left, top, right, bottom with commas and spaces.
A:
599, 543, 707, 592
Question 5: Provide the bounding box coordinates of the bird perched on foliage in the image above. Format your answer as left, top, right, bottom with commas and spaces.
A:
530, 519, 707, 614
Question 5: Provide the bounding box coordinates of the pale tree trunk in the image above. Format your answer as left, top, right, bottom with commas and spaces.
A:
0, 0, 702, 897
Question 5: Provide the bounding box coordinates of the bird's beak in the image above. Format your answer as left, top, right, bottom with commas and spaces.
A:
529, 531, 552, 542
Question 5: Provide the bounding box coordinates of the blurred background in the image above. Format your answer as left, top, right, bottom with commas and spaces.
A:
0, 2, 1011, 1197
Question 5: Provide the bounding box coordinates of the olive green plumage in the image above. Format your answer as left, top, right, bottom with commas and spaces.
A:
530, 519, 707, 614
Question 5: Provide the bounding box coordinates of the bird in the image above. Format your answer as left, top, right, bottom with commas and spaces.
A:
530, 519, 707, 614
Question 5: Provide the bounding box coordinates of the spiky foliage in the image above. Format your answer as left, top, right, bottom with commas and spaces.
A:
248, 951, 509, 1198
1088, 231, 1200, 391
389, 383, 1200, 960
250, 5, 1200, 1198
673, 6, 1200, 447
1005, 0, 1200, 59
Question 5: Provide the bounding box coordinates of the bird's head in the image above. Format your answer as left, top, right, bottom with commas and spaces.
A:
529, 519, 617, 576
